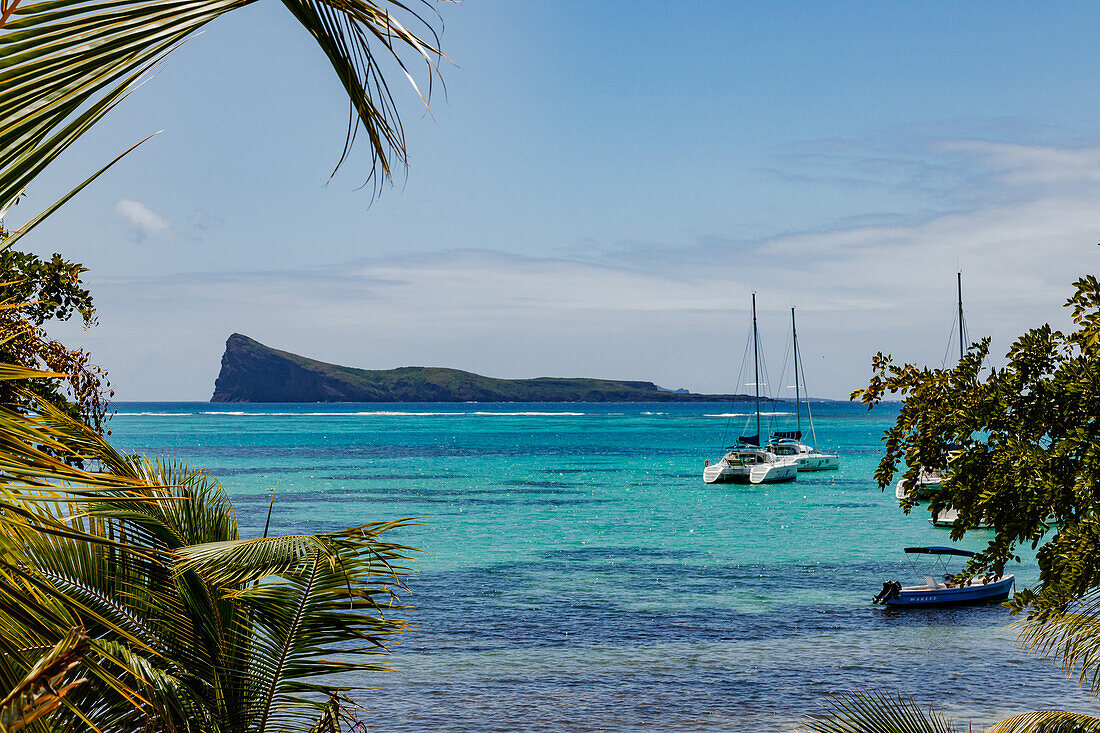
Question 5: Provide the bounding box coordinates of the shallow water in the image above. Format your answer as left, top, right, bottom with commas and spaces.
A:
111, 402, 1095, 730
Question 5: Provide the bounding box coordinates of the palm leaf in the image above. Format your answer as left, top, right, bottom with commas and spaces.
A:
0, 627, 89, 732
800, 690, 963, 733
83, 457, 239, 550
1014, 593, 1100, 696
0, 381, 199, 729
234, 544, 411, 733
174, 518, 414, 588
988, 711, 1100, 733
1, 0, 444, 238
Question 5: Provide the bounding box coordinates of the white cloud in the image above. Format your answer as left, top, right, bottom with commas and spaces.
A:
63, 140, 1100, 400
942, 141, 1100, 185
114, 199, 172, 239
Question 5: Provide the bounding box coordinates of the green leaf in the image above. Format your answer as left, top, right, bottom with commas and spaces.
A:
800, 690, 962, 733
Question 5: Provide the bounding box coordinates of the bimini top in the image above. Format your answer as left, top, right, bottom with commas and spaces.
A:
903, 546, 975, 558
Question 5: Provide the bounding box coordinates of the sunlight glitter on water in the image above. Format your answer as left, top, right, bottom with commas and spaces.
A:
109, 402, 1087, 731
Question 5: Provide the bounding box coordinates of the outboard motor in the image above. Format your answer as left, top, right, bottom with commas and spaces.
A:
873, 580, 902, 604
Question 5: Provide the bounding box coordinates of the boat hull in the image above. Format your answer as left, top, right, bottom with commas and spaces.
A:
750, 462, 798, 484
895, 476, 942, 501
703, 464, 749, 484
795, 453, 839, 471
702, 462, 797, 484
885, 575, 1014, 607
930, 506, 993, 529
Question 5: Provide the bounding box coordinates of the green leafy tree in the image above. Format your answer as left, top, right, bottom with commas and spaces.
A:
0, 248, 111, 433
802, 274, 1100, 731
852, 275, 1100, 614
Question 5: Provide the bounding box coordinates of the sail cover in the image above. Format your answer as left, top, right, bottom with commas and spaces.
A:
772, 430, 802, 440
738, 434, 760, 446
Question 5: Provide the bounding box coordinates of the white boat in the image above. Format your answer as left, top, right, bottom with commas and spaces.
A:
929, 505, 993, 529
768, 434, 840, 471
895, 274, 969, 502
765, 307, 839, 471
894, 469, 944, 501
704, 445, 799, 484
704, 294, 797, 486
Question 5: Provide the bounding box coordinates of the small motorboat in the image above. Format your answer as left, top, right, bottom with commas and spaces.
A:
872, 546, 1013, 608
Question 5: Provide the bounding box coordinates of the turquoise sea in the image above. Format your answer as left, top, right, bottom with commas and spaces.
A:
111, 401, 1092, 731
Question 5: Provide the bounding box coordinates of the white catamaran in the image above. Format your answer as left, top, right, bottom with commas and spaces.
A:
703, 295, 798, 485
766, 307, 839, 472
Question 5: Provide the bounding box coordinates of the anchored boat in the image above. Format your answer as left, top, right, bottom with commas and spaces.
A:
703, 294, 797, 485
767, 432, 839, 472
929, 506, 993, 529
703, 444, 799, 484
895, 468, 944, 501
872, 547, 1013, 607
765, 307, 839, 472
895, 274, 969, 503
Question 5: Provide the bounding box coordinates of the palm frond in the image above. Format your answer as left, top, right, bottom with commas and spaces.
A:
1, 0, 445, 239
0, 358, 421, 730
90, 638, 214, 732
235, 543, 412, 733
0, 383, 200, 728
175, 518, 414, 588
1014, 592, 1100, 696
0, 626, 89, 732
987, 711, 1100, 733
83, 456, 238, 550
800, 690, 963, 733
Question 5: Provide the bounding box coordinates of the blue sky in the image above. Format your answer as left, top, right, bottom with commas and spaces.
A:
16, 1, 1100, 399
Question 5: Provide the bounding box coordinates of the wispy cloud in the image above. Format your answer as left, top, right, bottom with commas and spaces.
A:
188, 208, 223, 231
114, 199, 172, 239
943, 140, 1100, 185
67, 139, 1100, 400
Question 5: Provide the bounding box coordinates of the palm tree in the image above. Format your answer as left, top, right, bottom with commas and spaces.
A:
1, 1, 448, 728
800, 603, 1100, 732
0, 0, 446, 248
0, 362, 417, 731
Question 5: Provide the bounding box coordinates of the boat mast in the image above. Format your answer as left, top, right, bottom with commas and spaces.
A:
792, 307, 801, 437
957, 271, 964, 361
753, 293, 760, 444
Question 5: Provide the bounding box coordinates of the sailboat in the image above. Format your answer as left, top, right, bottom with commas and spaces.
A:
703, 295, 799, 485
895, 272, 965, 502
766, 307, 840, 471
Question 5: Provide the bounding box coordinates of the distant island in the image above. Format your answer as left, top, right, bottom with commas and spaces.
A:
211, 334, 762, 403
